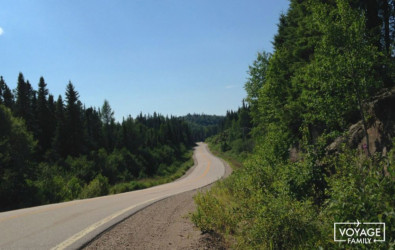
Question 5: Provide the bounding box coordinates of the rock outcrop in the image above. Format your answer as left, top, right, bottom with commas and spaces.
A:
328, 86, 395, 155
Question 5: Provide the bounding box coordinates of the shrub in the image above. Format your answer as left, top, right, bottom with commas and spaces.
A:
79, 174, 109, 199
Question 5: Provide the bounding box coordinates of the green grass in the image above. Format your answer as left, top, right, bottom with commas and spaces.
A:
191, 140, 245, 247
206, 141, 244, 170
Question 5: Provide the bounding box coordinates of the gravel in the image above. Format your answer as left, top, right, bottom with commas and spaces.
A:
83, 158, 231, 250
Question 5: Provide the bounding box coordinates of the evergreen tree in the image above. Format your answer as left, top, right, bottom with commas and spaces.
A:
84, 107, 103, 151
64, 82, 85, 156
2, 84, 14, 110
53, 95, 67, 157
101, 100, 115, 151
47, 94, 57, 151
36, 77, 53, 155
15, 73, 33, 128
0, 76, 13, 109
0, 76, 5, 105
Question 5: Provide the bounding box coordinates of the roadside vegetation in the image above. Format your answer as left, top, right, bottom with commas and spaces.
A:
193, 0, 395, 249
0, 77, 203, 211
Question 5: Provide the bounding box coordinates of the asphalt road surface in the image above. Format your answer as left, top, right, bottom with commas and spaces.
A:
0, 142, 225, 250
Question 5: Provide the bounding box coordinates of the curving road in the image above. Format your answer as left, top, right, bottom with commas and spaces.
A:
0, 142, 225, 250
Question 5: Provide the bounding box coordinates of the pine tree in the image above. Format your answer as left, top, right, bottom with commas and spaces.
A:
47, 94, 57, 144
36, 77, 52, 154
64, 82, 85, 156
2, 84, 14, 110
0, 76, 5, 105
15, 73, 30, 120
0, 77, 14, 109
101, 100, 115, 150
85, 107, 103, 151
52, 95, 67, 157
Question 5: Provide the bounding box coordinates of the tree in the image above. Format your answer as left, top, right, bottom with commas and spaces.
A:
64, 82, 85, 156
0, 76, 13, 109
0, 76, 5, 104
303, 0, 382, 155
100, 100, 115, 151
15, 73, 34, 131
36, 77, 52, 154
84, 107, 103, 151
244, 51, 270, 126
0, 104, 36, 211
100, 99, 114, 126
52, 95, 67, 158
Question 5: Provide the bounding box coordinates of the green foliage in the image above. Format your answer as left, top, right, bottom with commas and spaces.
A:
0, 73, 196, 211
302, 0, 382, 132
319, 147, 395, 248
64, 81, 85, 156
79, 174, 109, 199
206, 103, 253, 162
193, 0, 395, 249
195, 143, 394, 249
0, 104, 36, 211
0, 76, 14, 109
110, 151, 194, 195
192, 179, 239, 235
65, 155, 96, 183
182, 113, 224, 141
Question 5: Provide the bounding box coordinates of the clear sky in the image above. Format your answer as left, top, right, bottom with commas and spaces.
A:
0, 0, 289, 121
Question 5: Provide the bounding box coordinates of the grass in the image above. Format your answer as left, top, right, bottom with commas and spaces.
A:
191, 141, 245, 247
206, 141, 244, 170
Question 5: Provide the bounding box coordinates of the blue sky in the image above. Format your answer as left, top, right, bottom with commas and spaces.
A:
0, 0, 289, 121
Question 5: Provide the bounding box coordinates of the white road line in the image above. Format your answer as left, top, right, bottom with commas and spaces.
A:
51, 197, 158, 250
52, 147, 213, 250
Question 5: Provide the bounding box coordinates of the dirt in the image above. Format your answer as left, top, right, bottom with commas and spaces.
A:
83, 159, 231, 250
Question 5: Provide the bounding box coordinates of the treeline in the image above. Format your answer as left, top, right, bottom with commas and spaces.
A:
193, 0, 394, 249
206, 101, 253, 160
0, 74, 194, 211
182, 113, 224, 141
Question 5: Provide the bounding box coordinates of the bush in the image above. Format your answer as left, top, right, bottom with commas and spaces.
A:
79, 174, 109, 199
318, 147, 395, 249
65, 155, 96, 183
193, 143, 395, 249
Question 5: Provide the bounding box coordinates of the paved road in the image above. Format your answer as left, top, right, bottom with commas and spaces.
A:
0, 142, 225, 250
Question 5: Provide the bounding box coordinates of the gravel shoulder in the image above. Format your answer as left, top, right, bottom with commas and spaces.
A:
83, 152, 232, 250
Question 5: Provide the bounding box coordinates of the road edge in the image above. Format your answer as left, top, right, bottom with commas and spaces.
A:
79, 142, 229, 249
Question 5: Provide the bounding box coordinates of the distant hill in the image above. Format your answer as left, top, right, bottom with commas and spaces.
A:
181, 114, 224, 141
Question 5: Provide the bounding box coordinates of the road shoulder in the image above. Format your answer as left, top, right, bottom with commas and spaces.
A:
83, 153, 231, 250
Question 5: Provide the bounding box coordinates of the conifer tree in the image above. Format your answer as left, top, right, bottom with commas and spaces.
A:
53, 95, 67, 157
2, 84, 14, 110
36, 77, 52, 154
101, 100, 115, 150
64, 82, 85, 156
0, 76, 5, 105
85, 107, 103, 151
47, 94, 57, 145
0, 77, 13, 110
15, 73, 30, 120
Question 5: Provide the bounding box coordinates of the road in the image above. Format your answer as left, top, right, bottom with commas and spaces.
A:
0, 142, 225, 250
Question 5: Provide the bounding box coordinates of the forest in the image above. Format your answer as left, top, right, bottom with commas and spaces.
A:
1, 0, 394, 248
193, 0, 395, 249
0, 74, 222, 211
